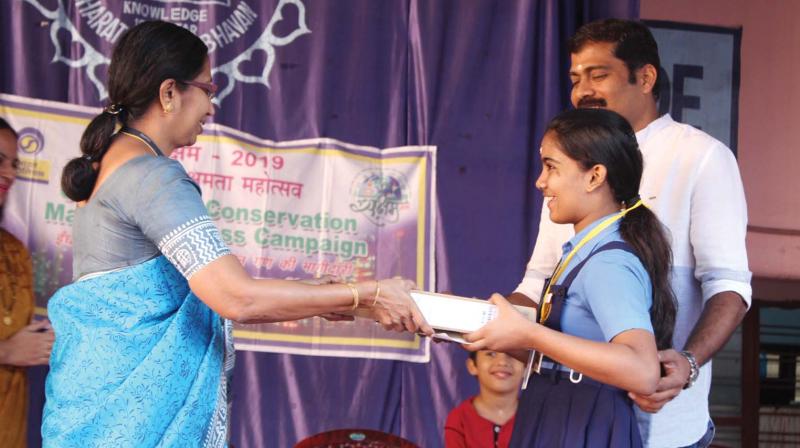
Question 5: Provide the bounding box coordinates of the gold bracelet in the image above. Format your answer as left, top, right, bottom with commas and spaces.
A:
346, 282, 359, 310
372, 280, 381, 307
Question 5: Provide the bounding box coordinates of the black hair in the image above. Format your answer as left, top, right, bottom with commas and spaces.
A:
0, 117, 19, 139
569, 19, 662, 101
61, 21, 208, 202
546, 108, 676, 350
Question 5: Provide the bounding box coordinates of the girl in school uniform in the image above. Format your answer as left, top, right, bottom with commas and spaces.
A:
465, 108, 677, 447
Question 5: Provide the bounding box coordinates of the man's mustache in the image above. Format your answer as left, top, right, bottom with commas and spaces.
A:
577, 97, 608, 108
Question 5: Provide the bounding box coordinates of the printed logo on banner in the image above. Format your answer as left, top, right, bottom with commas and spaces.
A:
16, 127, 50, 183
23, 0, 310, 104
18, 127, 45, 155
349, 170, 409, 226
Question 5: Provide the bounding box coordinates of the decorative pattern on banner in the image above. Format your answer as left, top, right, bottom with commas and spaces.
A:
22, 0, 310, 105
0, 93, 437, 362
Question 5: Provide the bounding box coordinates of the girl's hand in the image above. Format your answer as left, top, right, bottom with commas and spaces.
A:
462, 293, 536, 352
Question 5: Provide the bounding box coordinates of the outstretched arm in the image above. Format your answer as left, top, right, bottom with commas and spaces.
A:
464, 294, 660, 395
189, 254, 434, 334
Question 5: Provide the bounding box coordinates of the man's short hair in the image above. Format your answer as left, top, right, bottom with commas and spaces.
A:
569, 19, 662, 100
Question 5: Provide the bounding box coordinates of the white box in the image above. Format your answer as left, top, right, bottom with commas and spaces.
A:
410, 290, 536, 335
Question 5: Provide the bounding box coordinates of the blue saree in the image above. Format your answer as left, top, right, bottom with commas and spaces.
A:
43, 156, 234, 447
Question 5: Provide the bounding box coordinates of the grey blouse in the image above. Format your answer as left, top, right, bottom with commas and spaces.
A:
72, 156, 230, 280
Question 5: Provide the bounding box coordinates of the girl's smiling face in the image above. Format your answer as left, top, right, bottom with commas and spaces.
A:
536, 131, 597, 230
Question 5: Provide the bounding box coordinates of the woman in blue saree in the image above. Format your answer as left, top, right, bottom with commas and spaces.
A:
42, 21, 432, 448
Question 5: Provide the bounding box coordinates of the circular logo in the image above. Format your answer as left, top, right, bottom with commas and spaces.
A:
17, 127, 45, 155
349, 169, 409, 226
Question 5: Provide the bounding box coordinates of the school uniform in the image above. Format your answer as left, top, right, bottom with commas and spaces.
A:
515, 115, 751, 446
510, 214, 652, 448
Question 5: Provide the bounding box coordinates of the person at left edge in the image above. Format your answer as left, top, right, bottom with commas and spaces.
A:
0, 117, 54, 448
41, 20, 433, 448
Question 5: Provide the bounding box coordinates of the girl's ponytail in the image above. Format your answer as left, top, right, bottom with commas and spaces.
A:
620, 199, 677, 349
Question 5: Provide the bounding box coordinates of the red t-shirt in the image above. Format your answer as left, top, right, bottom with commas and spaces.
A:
444, 397, 516, 448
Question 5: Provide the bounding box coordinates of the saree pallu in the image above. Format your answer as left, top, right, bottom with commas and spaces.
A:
42, 256, 234, 448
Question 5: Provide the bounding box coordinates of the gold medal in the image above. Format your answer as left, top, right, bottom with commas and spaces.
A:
2, 315, 11, 326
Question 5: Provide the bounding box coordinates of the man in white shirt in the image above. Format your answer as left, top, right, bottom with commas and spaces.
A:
509, 19, 751, 448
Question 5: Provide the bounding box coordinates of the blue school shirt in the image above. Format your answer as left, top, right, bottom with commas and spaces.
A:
556, 214, 654, 343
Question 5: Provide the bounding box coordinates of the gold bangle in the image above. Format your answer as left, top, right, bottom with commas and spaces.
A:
372, 280, 381, 307
346, 282, 359, 310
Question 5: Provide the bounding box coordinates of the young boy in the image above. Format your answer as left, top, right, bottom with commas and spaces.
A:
444, 350, 524, 448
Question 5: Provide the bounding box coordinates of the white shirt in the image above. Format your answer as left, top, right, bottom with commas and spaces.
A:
514, 114, 751, 447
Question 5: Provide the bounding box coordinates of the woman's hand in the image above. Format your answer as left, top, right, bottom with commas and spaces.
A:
0, 319, 55, 367
297, 275, 336, 286
462, 293, 536, 352
366, 279, 434, 336
296, 276, 357, 321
